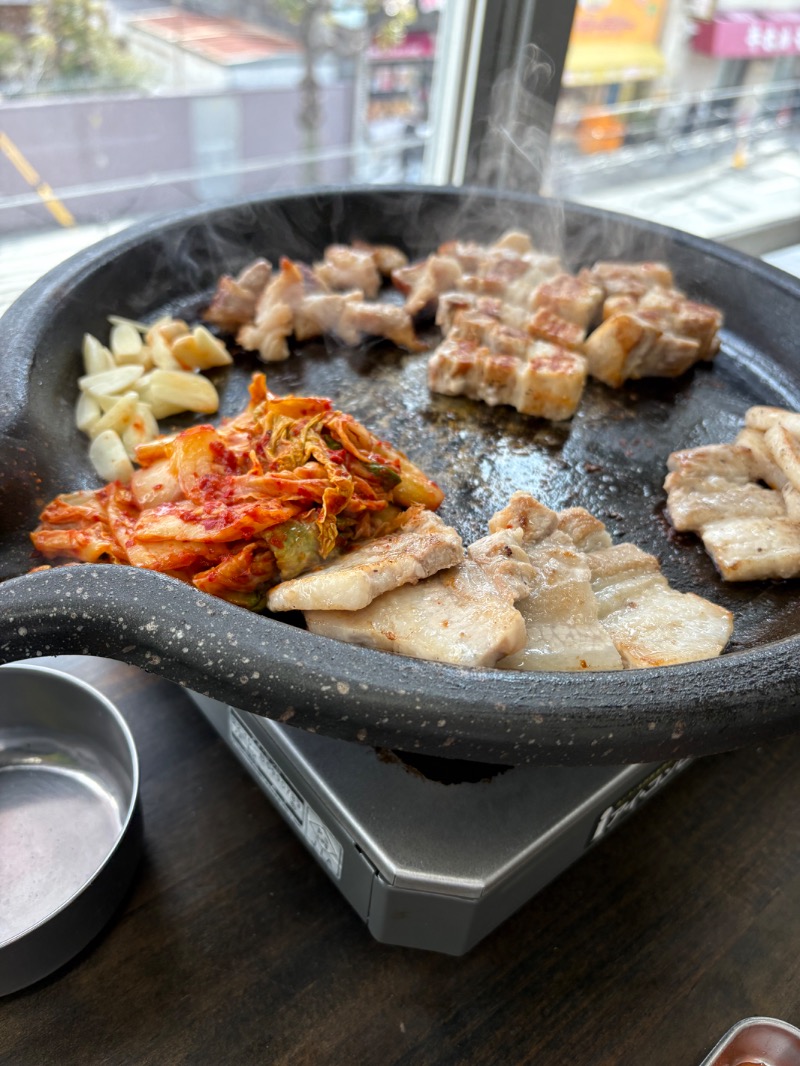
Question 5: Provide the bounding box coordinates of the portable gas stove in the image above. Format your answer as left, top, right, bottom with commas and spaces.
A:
190, 692, 690, 956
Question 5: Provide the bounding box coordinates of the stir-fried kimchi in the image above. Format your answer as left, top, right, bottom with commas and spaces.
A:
30, 373, 443, 610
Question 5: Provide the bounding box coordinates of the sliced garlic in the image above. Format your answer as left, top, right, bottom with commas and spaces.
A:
79, 364, 144, 397
121, 402, 160, 459
171, 326, 233, 370
82, 333, 115, 375
143, 369, 220, 415
107, 314, 149, 333
89, 429, 135, 483
88, 390, 140, 440
110, 321, 144, 362
75, 391, 102, 434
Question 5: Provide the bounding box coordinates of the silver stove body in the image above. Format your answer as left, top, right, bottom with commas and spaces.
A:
191, 692, 689, 956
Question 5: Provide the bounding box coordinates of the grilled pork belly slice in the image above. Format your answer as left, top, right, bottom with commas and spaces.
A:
699, 517, 800, 581
490, 491, 730, 668
304, 561, 527, 667
267, 509, 463, 613
665, 411, 800, 581
485, 493, 622, 672
428, 334, 587, 421
304, 529, 529, 667
204, 258, 273, 331
588, 543, 733, 667
664, 444, 786, 532
498, 541, 624, 672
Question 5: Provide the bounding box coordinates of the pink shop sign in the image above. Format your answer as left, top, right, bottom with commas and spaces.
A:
693, 12, 800, 58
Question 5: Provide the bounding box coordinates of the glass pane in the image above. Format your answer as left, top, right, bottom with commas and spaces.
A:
543, 0, 800, 253
0, 0, 448, 310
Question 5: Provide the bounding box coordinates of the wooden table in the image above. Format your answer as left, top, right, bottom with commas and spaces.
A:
4, 655, 800, 1066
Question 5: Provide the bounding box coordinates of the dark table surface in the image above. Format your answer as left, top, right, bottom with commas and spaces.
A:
3, 654, 800, 1066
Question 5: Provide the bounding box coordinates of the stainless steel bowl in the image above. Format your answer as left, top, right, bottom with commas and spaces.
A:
0, 662, 142, 995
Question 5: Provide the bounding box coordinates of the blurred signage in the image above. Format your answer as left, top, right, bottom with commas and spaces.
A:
368, 31, 435, 61
564, 0, 667, 85
569, 0, 667, 47
693, 11, 800, 56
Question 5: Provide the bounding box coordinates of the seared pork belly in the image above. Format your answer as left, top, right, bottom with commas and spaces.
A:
314, 244, 382, 299
700, 517, 800, 581
490, 491, 730, 669
664, 444, 785, 531
438, 295, 586, 352
400, 255, 463, 316
304, 551, 528, 668
428, 333, 587, 421
399, 231, 561, 312
531, 272, 605, 330
352, 240, 408, 276
636, 287, 722, 360
467, 527, 537, 602
267, 508, 463, 613
583, 260, 674, 318
665, 409, 800, 581
336, 299, 425, 351
587, 543, 733, 667
486, 493, 621, 672
292, 291, 363, 343
498, 539, 624, 672
583, 310, 705, 387
237, 257, 306, 362
204, 258, 273, 331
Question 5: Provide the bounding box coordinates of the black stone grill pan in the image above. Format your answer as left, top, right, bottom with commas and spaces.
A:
1, 185, 799, 766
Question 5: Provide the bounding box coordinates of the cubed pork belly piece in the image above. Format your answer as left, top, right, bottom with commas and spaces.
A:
204, 258, 273, 331
400, 255, 463, 316
587, 543, 733, 667
237, 257, 307, 362
335, 299, 425, 351
635, 287, 722, 360
313, 244, 382, 299
583, 310, 704, 387
438, 233, 562, 306
351, 240, 408, 276
531, 272, 605, 330
267, 509, 463, 613
437, 293, 585, 351
427, 334, 587, 421
304, 553, 527, 668
583, 260, 674, 318
292, 291, 363, 343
